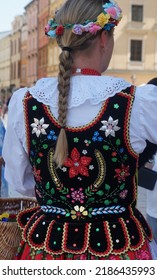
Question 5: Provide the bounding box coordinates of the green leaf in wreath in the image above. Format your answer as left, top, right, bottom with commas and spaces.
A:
32, 139, 36, 145
113, 198, 118, 203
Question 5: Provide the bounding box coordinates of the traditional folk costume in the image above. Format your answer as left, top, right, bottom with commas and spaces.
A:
3, 75, 157, 260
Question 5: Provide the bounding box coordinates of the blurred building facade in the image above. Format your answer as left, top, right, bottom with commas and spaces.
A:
0, 31, 11, 103
20, 14, 28, 88
25, 0, 38, 86
38, 0, 50, 79
10, 15, 24, 91
108, 0, 157, 85
0, 0, 157, 97
47, 0, 65, 77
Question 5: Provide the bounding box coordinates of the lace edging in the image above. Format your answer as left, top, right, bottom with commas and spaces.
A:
28, 76, 131, 108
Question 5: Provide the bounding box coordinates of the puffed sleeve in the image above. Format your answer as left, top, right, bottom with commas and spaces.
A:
2, 88, 35, 197
130, 84, 157, 153
138, 85, 157, 143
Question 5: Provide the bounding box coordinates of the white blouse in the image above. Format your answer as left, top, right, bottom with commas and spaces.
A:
2, 75, 157, 197
147, 153, 157, 218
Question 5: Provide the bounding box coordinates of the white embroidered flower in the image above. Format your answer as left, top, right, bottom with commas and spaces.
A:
31, 117, 49, 137
82, 149, 88, 155
62, 167, 67, 172
100, 116, 120, 137
89, 165, 94, 170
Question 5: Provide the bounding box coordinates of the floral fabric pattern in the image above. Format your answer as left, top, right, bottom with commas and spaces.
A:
19, 88, 153, 260
64, 147, 92, 178
100, 116, 120, 137
31, 117, 49, 137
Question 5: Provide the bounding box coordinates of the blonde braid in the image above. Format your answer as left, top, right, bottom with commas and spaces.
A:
53, 50, 73, 167
53, 0, 110, 167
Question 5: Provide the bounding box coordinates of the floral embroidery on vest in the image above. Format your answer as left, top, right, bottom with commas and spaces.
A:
19, 87, 152, 257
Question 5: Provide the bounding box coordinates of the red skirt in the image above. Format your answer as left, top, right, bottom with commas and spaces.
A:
15, 239, 152, 260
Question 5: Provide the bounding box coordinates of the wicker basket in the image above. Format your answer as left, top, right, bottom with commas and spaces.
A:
0, 197, 37, 260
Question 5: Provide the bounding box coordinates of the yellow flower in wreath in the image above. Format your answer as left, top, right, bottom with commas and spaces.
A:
96, 13, 110, 27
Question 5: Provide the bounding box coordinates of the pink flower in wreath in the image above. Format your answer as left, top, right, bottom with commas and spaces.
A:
45, 24, 51, 33
88, 23, 102, 34
106, 7, 117, 19
64, 147, 92, 178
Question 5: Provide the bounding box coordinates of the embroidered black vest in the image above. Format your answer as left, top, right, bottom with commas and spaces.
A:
18, 86, 152, 257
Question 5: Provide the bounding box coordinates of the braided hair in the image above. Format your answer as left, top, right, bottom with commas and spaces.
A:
53, 0, 111, 166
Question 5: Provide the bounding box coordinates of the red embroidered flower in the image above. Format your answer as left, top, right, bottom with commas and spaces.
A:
56, 25, 64, 35
38, 152, 43, 157
114, 164, 130, 182
64, 147, 92, 178
32, 166, 42, 182
112, 151, 117, 157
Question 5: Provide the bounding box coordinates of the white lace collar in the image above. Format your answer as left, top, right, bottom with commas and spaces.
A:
29, 76, 131, 108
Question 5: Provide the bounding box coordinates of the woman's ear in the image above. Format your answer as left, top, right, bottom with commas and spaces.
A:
100, 30, 108, 50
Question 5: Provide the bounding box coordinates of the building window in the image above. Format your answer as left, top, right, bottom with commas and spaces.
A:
131, 5, 143, 22
130, 40, 142, 61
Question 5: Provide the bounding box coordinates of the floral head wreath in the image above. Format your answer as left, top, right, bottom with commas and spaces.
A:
45, 0, 122, 38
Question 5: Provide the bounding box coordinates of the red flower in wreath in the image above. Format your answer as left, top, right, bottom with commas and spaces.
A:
114, 164, 130, 182
64, 147, 92, 178
56, 25, 64, 35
